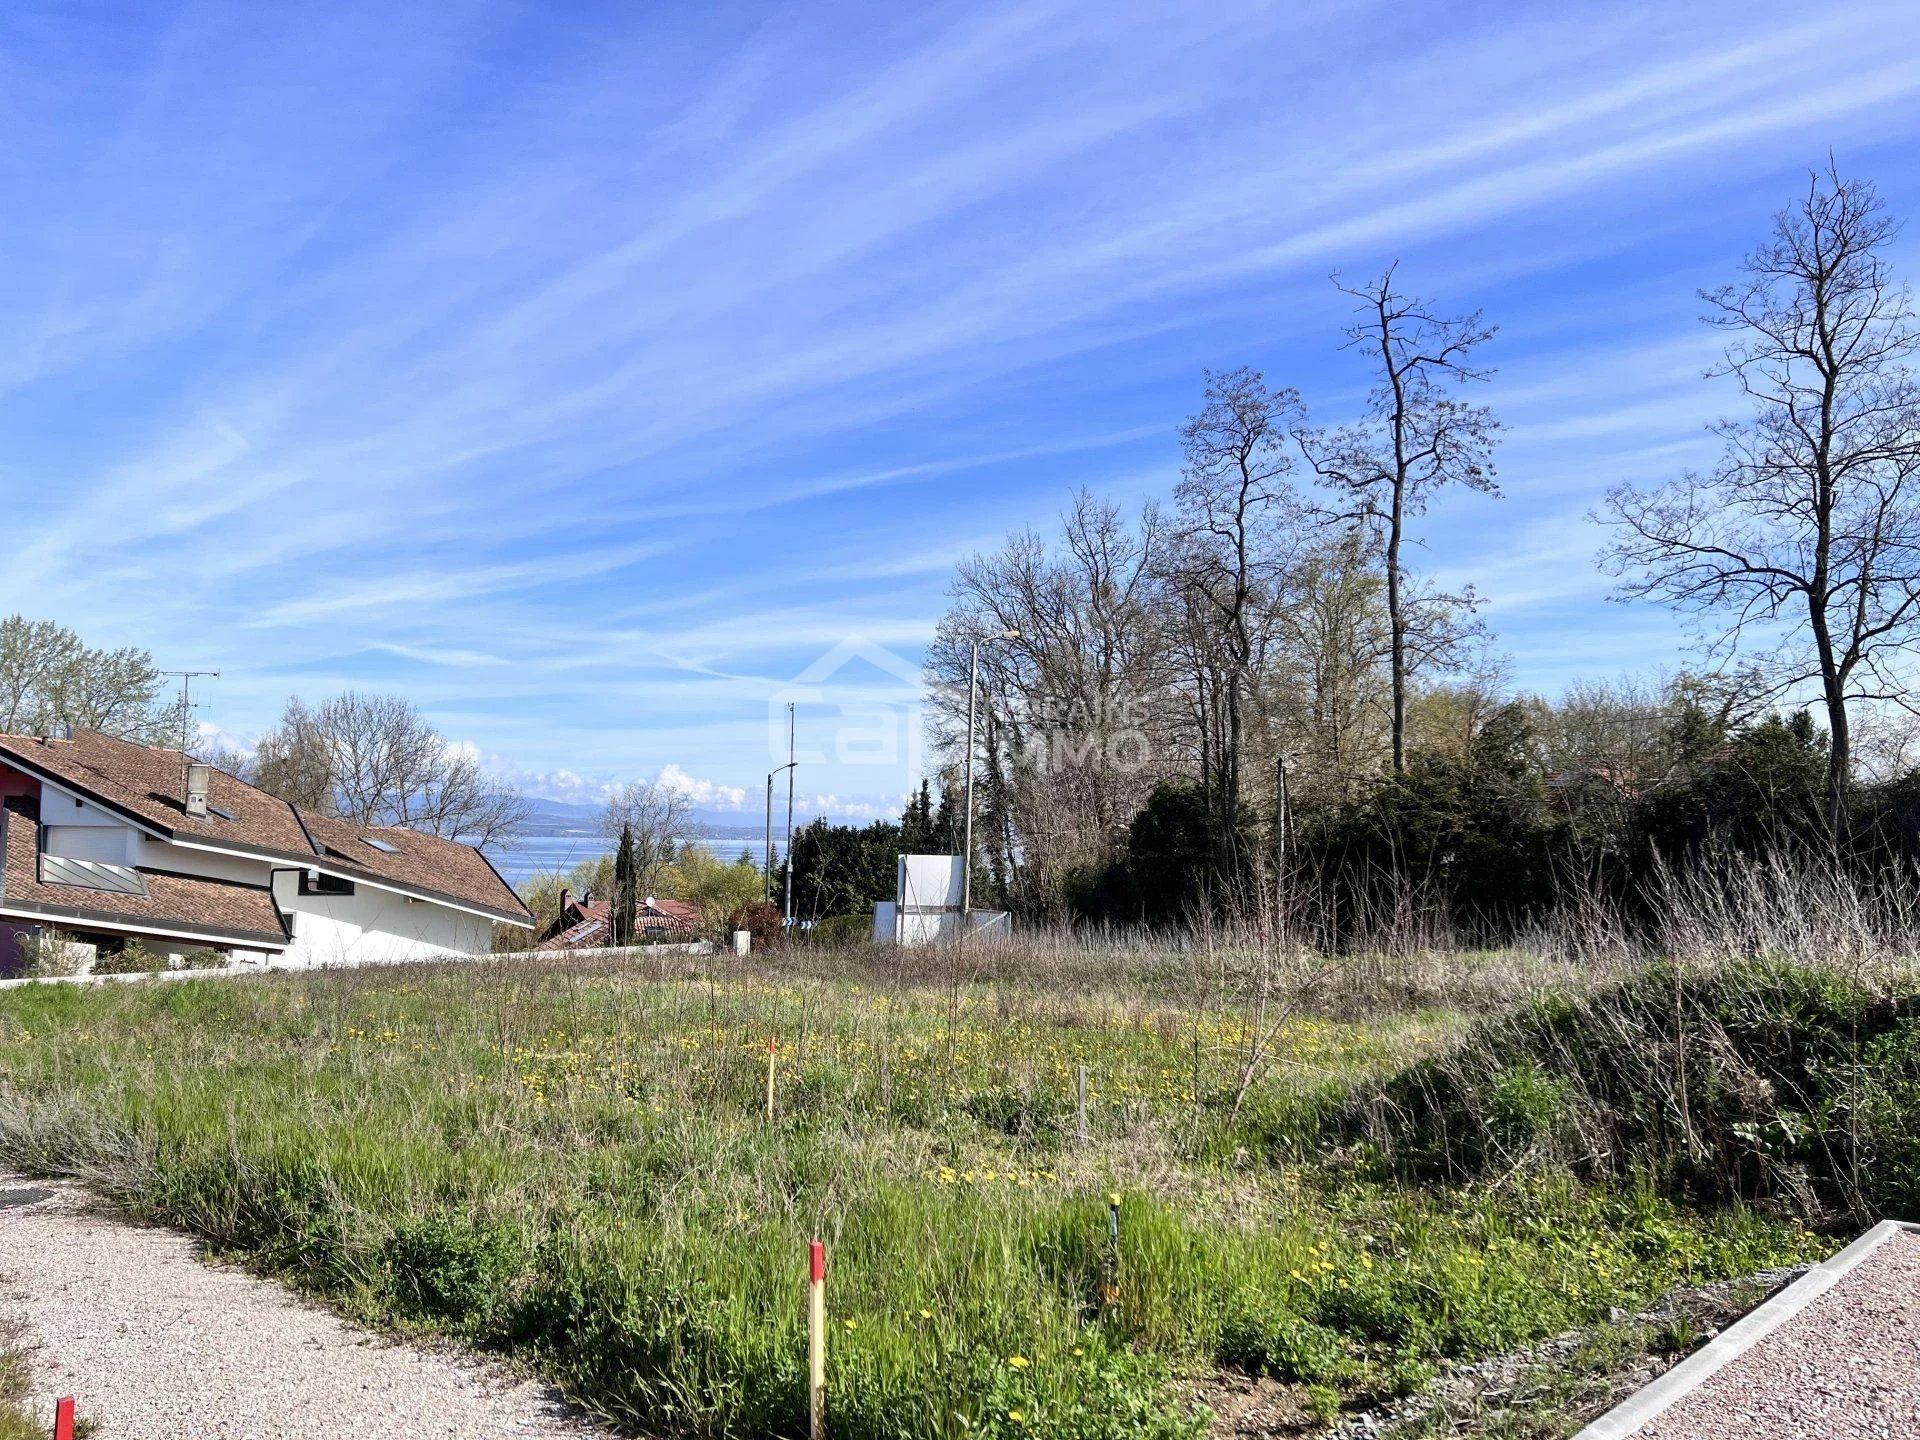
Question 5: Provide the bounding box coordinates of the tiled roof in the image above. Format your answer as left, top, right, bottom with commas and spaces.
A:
293, 810, 528, 924
0, 795, 291, 947
536, 896, 701, 949
0, 730, 530, 926
0, 728, 312, 853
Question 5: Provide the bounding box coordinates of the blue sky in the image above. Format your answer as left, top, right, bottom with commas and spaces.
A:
5, 0, 1920, 822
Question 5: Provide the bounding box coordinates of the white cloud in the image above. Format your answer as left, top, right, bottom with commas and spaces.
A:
657, 764, 750, 811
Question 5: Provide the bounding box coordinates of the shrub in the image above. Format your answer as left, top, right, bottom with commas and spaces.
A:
177, 947, 229, 970
383, 1215, 524, 1333
12, 929, 83, 978
810, 913, 870, 946
727, 900, 785, 951
90, 941, 165, 976
1216, 1294, 1351, 1384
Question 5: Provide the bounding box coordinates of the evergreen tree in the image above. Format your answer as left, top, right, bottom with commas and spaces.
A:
611, 822, 638, 946
932, 782, 958, 854
900, 780, 936, 852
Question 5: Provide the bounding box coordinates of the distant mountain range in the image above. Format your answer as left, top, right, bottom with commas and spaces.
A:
515, 796, 773, 841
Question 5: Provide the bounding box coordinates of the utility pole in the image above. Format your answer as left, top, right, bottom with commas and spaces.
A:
161, 669, 219, 804
783, 703, 796, 928
960, 630, 1019, 927
765, 759, 795, 904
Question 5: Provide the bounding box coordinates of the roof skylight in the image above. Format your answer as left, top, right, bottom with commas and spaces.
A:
366, 837, 401, 853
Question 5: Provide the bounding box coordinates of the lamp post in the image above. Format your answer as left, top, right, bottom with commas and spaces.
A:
783, 703, 797, 928
960, 628, 1020, 928
765, 762, 796, 904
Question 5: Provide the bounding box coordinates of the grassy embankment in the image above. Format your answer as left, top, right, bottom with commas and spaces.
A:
0, 941, 1828, 1439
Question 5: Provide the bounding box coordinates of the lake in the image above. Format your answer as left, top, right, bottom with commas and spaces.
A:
491, 833, 770, 887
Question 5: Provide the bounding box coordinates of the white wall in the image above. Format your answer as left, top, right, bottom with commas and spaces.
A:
38, 792, 137, 866
270, 871, 492, 968
131, 835, 269, 885
20, 803, 499, 966
44, 824, 135, 864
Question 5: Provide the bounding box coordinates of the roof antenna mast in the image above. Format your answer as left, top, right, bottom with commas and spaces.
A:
160, 669, 220, 804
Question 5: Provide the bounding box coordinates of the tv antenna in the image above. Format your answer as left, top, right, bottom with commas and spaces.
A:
160, 669, 220, 799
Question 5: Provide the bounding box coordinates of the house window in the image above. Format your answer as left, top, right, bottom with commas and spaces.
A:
299, 871, 356, 897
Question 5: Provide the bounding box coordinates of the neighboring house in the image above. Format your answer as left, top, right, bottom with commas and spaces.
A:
0, 728, 531, 974
536, 887, 701, 949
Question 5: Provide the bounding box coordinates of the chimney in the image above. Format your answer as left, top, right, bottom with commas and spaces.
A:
557, 886, 571, 917
184, 762, 212, 819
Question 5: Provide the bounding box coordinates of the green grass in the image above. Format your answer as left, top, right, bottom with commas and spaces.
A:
0, 951, 1822, 1438
0, 1320, 46, 1440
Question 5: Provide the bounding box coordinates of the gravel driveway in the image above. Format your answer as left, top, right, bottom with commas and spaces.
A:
1633, 1229, 1920, 1440
0, 1178, 622, 1439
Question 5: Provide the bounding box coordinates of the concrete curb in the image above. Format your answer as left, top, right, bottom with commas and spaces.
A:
1573, 1219, 1920, 1439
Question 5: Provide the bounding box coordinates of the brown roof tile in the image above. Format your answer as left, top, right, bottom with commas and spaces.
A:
0, 795, 291, 947
0, 729, 314, 854
0, 730, 529, 925
294, 809, 528, 923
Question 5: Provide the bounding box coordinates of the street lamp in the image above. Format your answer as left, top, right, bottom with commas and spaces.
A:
765, 762, 796, 905
961, 628, 1020, 927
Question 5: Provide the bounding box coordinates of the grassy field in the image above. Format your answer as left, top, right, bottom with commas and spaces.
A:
0, 942, 1825, 1438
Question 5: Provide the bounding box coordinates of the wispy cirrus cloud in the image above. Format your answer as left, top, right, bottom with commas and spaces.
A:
2, 0, 1919, 815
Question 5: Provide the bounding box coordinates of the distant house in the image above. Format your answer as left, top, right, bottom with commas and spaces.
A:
537, 887, 702, 949
0, 727, 531, 974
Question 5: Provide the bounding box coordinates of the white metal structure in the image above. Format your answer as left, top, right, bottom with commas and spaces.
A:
870, 853, 1009, 946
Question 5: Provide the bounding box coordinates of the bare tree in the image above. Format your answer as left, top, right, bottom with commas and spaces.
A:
1172, 368, 1307, 846
252, 691, 527, 848
1299, 268, 1500, 774
926, 491, 1177, 911
249, 698, 334, 809
602, 777, 692, 896
1603, 166, 1920, 836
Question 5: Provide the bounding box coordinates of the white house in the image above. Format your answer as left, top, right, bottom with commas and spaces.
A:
0, 728, 531, 972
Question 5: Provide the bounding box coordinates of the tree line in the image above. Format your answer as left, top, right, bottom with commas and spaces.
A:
925, 165, 1920, 934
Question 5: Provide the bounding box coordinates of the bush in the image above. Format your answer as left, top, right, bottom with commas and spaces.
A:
11, 929, 83, 978
90, 941, 165, 976
1216, 1294, 1351, 1384
383, 1215, 524, 1334
727, 900, 785, 951
809, 913, 870, 946
177, 947, 229, 970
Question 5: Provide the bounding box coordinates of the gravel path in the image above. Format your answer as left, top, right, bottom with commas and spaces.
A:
0, 1178, 622, 1439
1635, 1229, 1920, 1440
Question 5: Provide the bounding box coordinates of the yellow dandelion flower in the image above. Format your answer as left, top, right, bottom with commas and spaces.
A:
1007, 1355, 1029, 1369
1008, 1411, 1024, 1425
